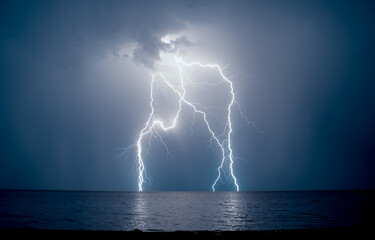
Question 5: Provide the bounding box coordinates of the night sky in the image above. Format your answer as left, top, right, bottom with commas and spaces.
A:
0, 0, 374, 191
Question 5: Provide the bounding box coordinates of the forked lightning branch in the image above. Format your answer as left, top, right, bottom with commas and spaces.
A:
123, 52, 251, 192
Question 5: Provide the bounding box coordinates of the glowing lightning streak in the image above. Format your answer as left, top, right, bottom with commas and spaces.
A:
133, 56, 242, 192
176, 58, 239, 192
135, 73, 184, 191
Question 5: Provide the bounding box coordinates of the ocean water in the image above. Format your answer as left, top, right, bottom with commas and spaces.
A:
0, 190, 374, 231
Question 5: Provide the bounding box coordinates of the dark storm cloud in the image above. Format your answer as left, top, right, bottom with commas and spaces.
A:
132, 36, 163, 68
1, 0, 374, 191
0, 0, 189, 74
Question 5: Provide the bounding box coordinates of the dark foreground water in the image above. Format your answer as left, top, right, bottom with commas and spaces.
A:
0, 190, 374, 231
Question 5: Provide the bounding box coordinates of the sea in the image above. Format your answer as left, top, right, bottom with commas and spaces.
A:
0, 190, 374, 231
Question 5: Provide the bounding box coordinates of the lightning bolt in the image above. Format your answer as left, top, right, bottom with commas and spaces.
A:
126, 54, 253, 192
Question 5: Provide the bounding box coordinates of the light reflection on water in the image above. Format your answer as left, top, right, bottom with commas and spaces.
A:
1, 191, 374, 231
127, 191, 375, 231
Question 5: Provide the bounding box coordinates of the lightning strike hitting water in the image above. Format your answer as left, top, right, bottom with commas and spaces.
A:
125, 54, 253, 192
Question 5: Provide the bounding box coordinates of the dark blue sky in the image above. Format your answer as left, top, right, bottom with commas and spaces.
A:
0, 0, 374, 191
